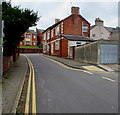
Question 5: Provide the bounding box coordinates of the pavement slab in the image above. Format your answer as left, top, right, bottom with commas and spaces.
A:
2, 55, 28, 114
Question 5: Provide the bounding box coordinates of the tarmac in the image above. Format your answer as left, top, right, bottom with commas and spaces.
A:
2, 55, 28, 114
41, 54, 119, 72
1, 53, 118, 114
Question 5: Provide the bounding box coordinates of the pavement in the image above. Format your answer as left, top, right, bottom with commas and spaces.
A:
41, 54, 119, 72
2, 55, 28, 114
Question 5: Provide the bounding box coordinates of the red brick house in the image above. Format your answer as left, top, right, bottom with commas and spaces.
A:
19, 30, 37, 46
43, 7, 94, 58
36, 28, 44, 46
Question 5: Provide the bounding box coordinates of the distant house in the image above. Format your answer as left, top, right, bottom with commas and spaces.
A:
90, 18, 114, 40
36, 28, 44, 46
19, 30, 37, 46
42, 6, 94, 58
110, 27, 120, 41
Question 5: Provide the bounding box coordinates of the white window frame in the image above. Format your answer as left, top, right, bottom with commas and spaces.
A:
43, 33, 46, 40
26, 34, 30, 38
55, 40, 60, 50
47, 44, 50, 51
82, 25, 88, 32
47, 31, 50, 40
51, 29, 53, 38
55, 26, 60, 36
33, 35, 36, 39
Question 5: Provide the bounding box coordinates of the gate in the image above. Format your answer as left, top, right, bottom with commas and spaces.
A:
100, 44, 118, 64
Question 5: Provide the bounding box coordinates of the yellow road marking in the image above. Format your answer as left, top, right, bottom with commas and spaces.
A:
32, 63, 36, 114
24, 56, 31, 114
43, 56, 82, 71
24, 55, 36, 114
82, 65, 105, 72
40, 55, 113, 74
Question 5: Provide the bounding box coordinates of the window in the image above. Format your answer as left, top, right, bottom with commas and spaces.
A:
43, 33, 46, 40
26, 41, 30, 45
33, 42, 36, 45
55, 40, 60, 50
92, 34, 95, 37
47, 31, 50, 40
82, 26, 88, 32
51, 29, 53, 38
76, 42, 81, 46
101, 33, 103, 39
55, 26, 60, 36
20, 42, 22, 45
26, 38, 30, 41
47, 45, 50, 51
33, 35, 36, 39
26, 34, 30, 38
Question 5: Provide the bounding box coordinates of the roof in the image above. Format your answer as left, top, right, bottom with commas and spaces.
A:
90, 25, 115, 33
105, 27, 115, 33
110, 27, 120, 34
43, 14, 90, 34
60, 34, 95, 42
37, 29, 45, 33
27, 30, 37, 35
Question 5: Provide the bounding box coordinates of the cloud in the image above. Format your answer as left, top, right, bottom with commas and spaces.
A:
11, 1, 119, 30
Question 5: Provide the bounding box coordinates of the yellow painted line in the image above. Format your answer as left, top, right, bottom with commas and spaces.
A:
24, 56, 32, 114
31, 62, 36, 114
43, 56, 82, 71
24, 55, 36, 114
82, 65, 105, 72
39, 55, 114, 74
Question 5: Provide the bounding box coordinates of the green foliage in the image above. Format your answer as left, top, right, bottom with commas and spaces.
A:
2, 2, 39, 56
19, 46, 39, 49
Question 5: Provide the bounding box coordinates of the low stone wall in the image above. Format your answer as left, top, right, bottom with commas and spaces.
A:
74, 42, 99, 64
19, 48, 43, 53
3, 55, 13, 72
74, 40, 118, 64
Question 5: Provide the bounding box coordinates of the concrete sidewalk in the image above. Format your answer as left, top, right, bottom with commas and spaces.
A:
2, 55, 28, 113
41, 54, 118, 72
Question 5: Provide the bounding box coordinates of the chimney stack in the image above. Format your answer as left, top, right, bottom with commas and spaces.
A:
55, 18, 60, 24
95, 18, 104, 26
71, 6, 79, 15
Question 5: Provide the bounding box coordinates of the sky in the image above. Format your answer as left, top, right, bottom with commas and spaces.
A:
9, 0, 120, 30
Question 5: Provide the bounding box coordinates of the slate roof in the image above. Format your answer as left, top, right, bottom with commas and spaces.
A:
27, 30, 37, 35
105, 27, 115, 33
37, 29, 45, 33
90, 25, 115, 33
60, 34, 95, 42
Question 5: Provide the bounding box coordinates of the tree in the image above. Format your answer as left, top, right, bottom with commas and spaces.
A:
2, 2, 39, 56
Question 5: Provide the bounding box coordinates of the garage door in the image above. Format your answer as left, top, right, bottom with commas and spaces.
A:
100, 44, 118, 64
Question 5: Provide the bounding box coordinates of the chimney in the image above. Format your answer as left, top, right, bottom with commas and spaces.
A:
71, 6, 79, 15
95, 18, 104, 26
55, 18, 60, 24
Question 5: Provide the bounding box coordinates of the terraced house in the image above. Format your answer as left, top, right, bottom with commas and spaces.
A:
42, 6, 94, 58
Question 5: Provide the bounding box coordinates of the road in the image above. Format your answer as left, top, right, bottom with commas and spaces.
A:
25, 54, 118, 113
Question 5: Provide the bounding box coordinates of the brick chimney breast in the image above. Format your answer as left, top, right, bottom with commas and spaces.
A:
71, 6, 79, 15
55, 18, 60, 23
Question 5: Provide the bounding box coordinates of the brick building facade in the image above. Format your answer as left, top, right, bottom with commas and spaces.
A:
43, 7, 93, 58
19, 30, 37, 46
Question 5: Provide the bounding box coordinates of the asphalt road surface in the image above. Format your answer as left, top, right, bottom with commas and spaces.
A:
25, 54, 118, 113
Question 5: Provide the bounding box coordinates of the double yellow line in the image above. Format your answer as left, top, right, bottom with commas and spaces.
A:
24, 56, 36, 114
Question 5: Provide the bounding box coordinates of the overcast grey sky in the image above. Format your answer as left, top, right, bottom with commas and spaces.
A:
11, 0, 119, 30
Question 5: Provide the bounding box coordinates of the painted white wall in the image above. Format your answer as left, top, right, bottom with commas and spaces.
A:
90, 26, 110, 40
68, 41, 86, 47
